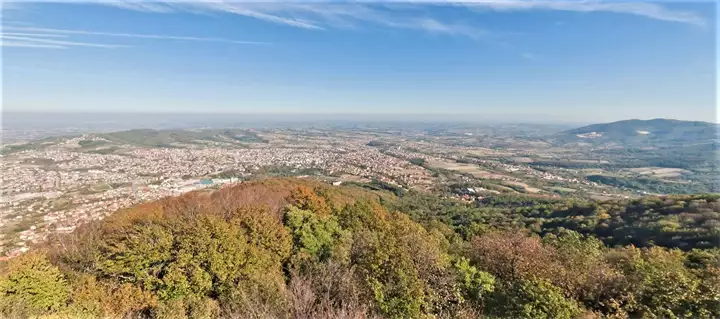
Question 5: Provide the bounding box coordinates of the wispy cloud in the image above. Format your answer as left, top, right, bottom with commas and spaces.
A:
188, 2, 325, 30
2, 0, 706, 49
1, 41, 66, 49
1, 34, 129, 48
461, 0, 706, 26
5, 26, 271, 45
107, 1, 179, 13
1, 25, 271, 49
88, 0, 706, 41
100, 1, 490, 38
2, 32, 68, 38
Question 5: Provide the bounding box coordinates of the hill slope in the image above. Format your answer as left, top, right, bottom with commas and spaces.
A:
1, 178, 719, 319
559, 118, 718, 146
99, 128, 268, 147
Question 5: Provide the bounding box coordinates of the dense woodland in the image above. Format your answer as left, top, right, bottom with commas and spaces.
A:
585, 175, 714, 194
1, 178, 719, 319
397, 186, 720, 250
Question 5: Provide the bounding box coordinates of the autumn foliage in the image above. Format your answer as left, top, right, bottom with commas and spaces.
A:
1, 178, 718, 319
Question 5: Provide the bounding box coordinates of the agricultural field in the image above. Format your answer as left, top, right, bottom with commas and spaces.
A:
628, 167, 691, 178
426, 160, 509, 179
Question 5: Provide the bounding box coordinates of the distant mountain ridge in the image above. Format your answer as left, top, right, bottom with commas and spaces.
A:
559, 118, 719, 145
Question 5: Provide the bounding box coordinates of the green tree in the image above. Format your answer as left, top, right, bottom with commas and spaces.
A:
93, 207, 291, 304
0, 252, 70, 316
453, 256, 495, 313
284, 205, 347, 261
616, 247, 700, 318
152, 296, 219, 319
489, 278, 583, 319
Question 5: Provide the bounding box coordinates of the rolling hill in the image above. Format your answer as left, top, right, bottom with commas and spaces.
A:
2, 178, 719, 319
98, 128, 268, 147
559, 118, 718, 146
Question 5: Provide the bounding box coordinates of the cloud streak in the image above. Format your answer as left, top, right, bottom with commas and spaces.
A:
5, 26, 272, 44
1, 34, 129, 48
100, 1, 490, 38
1, 25, 271, 49
1, 41, 67, 49
97, 0, 706, 35
2, 32, 69, 38
462, 0, 706, 26
2, 0, 706, 50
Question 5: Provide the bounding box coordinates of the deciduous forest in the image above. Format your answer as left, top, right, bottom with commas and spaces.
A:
2, 179, 719, 319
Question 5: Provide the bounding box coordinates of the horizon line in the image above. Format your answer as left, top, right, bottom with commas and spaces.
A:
0, 110, 712, 123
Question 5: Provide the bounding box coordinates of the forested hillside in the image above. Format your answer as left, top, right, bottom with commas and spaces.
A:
1, 179, 719, 319
394, 190, 720, 250
559, 118, 718, 146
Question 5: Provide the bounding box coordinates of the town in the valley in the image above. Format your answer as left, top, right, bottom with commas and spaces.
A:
0, 122, 712, 257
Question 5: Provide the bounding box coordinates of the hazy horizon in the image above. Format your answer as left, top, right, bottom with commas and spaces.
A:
5, 111, 717, 126
3, 1, 717, 123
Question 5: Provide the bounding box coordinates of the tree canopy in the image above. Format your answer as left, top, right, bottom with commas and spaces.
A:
1, 178, 718, 319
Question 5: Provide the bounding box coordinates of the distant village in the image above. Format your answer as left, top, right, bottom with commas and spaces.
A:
1, 134, 435, 257
1, 127, 640, 258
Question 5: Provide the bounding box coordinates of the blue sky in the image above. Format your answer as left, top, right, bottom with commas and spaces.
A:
2, 1, 717, 123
